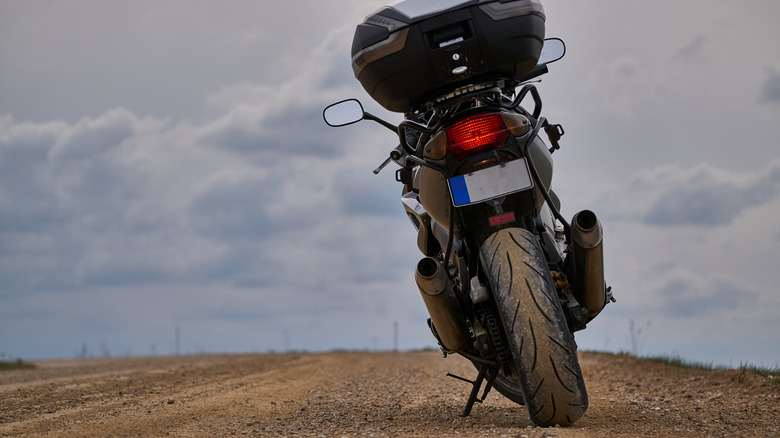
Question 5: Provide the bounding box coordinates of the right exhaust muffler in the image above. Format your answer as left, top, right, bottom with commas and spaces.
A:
569, 210, 607, 320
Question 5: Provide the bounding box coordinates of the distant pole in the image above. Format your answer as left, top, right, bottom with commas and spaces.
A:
175, 326, 180, 356
282, 328, 290, 352
393, 321, 399, 352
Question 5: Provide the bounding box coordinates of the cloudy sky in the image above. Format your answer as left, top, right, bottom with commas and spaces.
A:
1, 1, 779, 367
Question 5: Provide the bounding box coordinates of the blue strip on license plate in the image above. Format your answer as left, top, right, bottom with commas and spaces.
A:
448, 158, 534, 207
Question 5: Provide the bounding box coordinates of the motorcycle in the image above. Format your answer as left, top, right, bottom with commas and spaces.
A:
324, 1, 612, 427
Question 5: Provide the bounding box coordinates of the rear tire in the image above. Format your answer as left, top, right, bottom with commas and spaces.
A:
492, 374, 526, 405
480, 228, 587, 426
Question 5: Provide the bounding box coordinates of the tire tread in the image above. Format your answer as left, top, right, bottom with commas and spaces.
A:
480, 228, 588, 426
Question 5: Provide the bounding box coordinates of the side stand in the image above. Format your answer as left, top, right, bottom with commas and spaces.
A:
446, 365, 499, 417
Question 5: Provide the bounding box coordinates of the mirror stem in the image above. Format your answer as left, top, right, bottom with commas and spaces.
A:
364, 112, 398, 132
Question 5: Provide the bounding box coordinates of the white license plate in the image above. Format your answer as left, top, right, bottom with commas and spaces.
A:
448, 158, 534, 207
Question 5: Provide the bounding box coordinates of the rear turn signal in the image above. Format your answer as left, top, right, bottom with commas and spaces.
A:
446, 113, 509, 159
501, 112, 531, 136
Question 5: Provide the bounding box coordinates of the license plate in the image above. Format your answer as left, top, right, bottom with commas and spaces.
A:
448, 159, 534, 207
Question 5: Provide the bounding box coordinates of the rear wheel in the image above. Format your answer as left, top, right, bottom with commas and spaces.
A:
492, 374, 526, 405
480, 227, 587, 426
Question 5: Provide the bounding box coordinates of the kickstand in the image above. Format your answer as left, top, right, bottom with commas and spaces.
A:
446, 365, 499, 417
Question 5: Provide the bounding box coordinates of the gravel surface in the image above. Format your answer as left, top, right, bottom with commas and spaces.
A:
0, 351, 777, 437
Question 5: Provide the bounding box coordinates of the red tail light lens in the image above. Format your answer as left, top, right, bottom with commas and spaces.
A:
446, 113, 509, 159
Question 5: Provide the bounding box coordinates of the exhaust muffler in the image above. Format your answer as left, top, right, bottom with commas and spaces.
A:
570, 210, 607, 319
415, 257, 471, 352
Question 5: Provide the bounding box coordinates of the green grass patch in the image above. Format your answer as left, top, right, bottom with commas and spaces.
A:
582, 349, 722, 371
642, 354, 723, 372
584, 350, 779, 380
0, 359, 36, 371
738, 363, 780, 384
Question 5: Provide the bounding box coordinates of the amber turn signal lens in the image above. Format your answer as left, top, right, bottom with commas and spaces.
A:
501, 112, 531, 136
424, 131, 448, 160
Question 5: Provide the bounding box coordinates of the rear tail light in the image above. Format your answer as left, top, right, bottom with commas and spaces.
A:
446, 113, 509, 159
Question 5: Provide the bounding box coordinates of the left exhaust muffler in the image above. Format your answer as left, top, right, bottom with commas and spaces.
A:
415, 257, 471, 352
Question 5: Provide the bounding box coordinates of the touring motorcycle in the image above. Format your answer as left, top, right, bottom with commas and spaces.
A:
323, 0, 612, 426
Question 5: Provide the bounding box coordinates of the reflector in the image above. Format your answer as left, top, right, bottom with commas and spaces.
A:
489, 212, 516, 226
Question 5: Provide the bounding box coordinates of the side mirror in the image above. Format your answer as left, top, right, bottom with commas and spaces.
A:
323, 99, 365, 127
537, 38, 566, 65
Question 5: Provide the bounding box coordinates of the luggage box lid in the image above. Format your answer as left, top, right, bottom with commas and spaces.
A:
354, 0, 545, 53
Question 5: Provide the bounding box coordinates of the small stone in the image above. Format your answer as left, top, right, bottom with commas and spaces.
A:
167, 399, 175, 405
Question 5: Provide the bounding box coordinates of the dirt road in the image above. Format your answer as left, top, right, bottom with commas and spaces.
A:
1, 351, 777, 437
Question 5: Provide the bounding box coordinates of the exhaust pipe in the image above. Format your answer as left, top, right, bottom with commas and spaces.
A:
570, 210, 606, 319
415, 257, 471, 352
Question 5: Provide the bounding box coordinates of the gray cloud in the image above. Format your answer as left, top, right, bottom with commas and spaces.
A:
188, 172, 278, 241
201, 103, 349, 160
600, 161, 780, 227
50, 109, 136, 161
656, 273, 758, 318
643, 183, 774, 227
674, 36, 707, 62
335, 168, 402, 217
760, 67, 780, 104
0, 0, 373, 123
0, 10, 373, 302
0, 118, 65, 232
